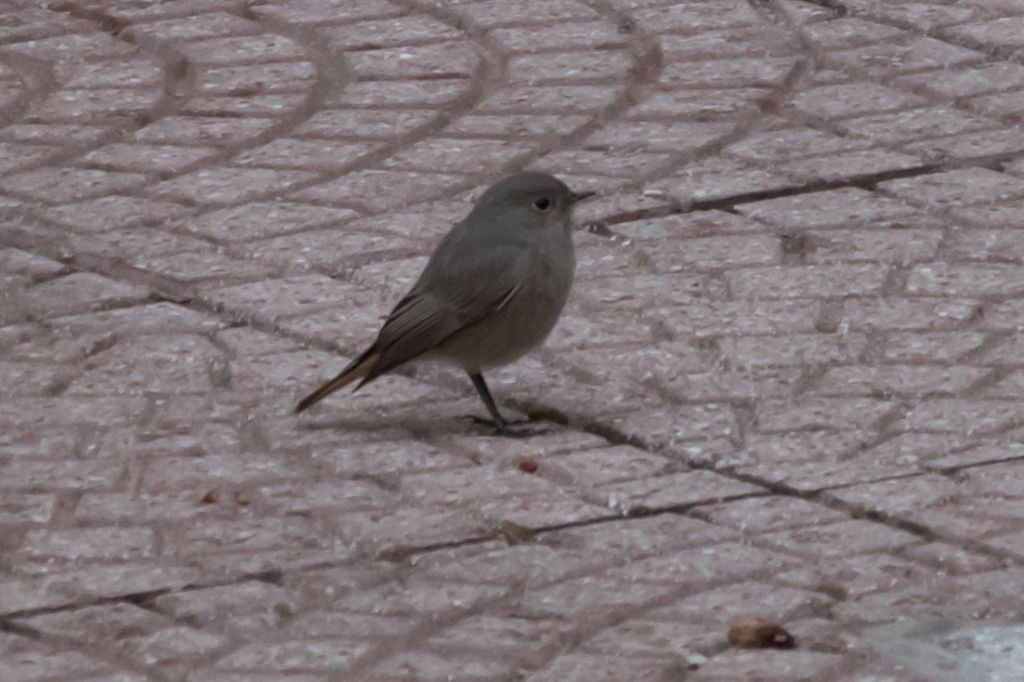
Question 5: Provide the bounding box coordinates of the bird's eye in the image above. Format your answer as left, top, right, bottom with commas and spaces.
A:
533, 197, 552, 211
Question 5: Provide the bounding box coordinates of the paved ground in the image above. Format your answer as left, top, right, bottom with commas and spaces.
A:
2, 0, 1024, 680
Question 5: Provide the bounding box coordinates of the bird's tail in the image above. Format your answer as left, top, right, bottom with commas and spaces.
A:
294, 348, 380, 413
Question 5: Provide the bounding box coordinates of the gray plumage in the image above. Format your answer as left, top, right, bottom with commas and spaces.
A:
295, 171, 592, 434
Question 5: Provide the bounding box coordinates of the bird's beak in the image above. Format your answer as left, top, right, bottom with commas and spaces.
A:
570, 190, 596, 203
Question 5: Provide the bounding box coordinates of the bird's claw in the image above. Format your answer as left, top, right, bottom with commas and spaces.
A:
467, 415, 539, 438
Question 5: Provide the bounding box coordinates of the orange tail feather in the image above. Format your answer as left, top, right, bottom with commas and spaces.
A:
294, 350, 380, 413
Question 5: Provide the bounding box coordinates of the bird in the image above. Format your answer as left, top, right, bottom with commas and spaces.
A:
294, 171, 594, 435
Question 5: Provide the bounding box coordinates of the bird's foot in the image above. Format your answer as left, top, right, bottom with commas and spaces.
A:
467, 415, 542, 438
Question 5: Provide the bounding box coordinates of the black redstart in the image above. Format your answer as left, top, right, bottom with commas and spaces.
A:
295, 171, 593, 435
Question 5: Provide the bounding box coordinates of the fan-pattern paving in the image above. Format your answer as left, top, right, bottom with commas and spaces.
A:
2, 0, 1024, 679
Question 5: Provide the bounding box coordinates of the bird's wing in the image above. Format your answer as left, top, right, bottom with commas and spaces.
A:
365, 243, 526, 380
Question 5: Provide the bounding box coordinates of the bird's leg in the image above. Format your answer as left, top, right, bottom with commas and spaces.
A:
467, 372, 530, 437
468, 372, 506, 432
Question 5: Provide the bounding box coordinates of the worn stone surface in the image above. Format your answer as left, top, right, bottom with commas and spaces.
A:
2, 0, 1023, 680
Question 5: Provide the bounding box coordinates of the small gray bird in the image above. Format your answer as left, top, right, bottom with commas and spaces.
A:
295, 171, 594, 435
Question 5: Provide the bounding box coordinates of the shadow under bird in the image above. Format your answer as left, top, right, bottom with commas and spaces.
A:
294, 171, 595, 435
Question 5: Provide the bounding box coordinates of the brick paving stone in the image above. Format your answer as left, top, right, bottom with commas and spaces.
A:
320, 15, 460, 50
897, 399, 1020, 435
817, 364, 987, 397
29, 88, 161, 121
3, 272, 149, 324
586, 119, 733, 151
37, 195, 193, 231
651, 156, 797, 202
150, 166, 317, 204
659, 56, 797, 88
122, 11, 259, 41
3, 32, 136, 60
445, 112, 590, 138
726, 263, 890, 299
655, 581, 831, 626
827, 35, 983, 76
415, 544, 582, 589
545, 514, 737, 558
0, 458, 126, 492
204, 274, 372, 319
862, 0, 982, 30
595, 469, 762, 512
248, 0, 400, 24
578, 618, 719, 659
526, 654, 681, 682
0, 633, 112, 681
802, 17, 908, 49
176, 34, 306, 65
897, 61, 1024, 98
65, 334, 221, 395
133, 249, 275, 283
480, 84, 621, 113
948, 16, 1024, 56
0, 247, 64, 280
290, 169, 467, 209
507, 50, 634, 84
66, 227, 210, 263
630, 86, 771, 119
880, 167, 1024, 207
840, 106, 996, 144
756, 396, 893, 433
17, 526, 155, 564
970, 89, 1024, 121
690, 650, 845, 682
213, 639, 370, 674
0, 579, 77, 616
912, 126, 1024, 164
132, 116, 279, 145
346, 42, 480, 80
728, 127, 870, 162
760, 520, 921, 561
458, 0, 601, 28
326, 78, 470, 109
81, 143, 219, 174
243, 228, 415, 271
781, 149, 924, 183
52, 58, 163, 88
789, 82, 927, 120
0, 122, 108, 145
515, 574, 678, 620
738, 187, 922, 228
19, 602, 226, 666
234, 139, 376, 170
802, 226, 943, 264
633, 1, 761, 32
907, 262, 1024, 297
179, 201, 356, 241
99, 0, 238, 20
660, 24, 792, 59
428, 614, 576, 667
532, 148, 671, 178
0, 142, 59, 174
883, 330, 989, 363
0, 167, 147, 203
382, 137, 530, 173
293, 108, 435, 139
492, 21, 628, 52
194, 61, 317, 94
607, 542, 796, 589
49, 301, 222, 336
840, 297, 980, 332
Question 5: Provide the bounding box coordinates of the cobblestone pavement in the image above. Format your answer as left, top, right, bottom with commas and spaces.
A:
2, 0, 1024, 680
